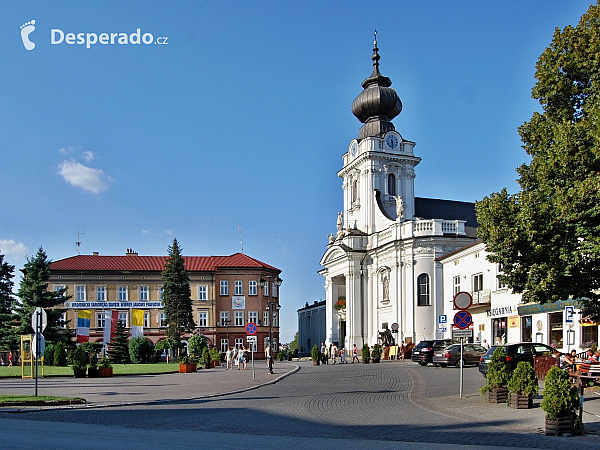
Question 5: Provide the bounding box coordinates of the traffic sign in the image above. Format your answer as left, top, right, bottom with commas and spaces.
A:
453, 292, 472, 310
439, 326, 447, 333
31, 307, 47, 332
246, 336, 257, 343
453, 310, 473, 330
565, 306, 574, 324
32, 332, 46, 357
391, 322, 399, 331
453, 329, 473, 338
245, 322, 257, 335
438, 315, 447, 324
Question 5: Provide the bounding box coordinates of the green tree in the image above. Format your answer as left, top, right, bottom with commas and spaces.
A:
108, 320, 130, 364
128, 336, 154, 364
15, 247, 69, 344
0, 254, 16, 352
289, 332, 299, 352
161, 238, 195, 352
476, 3, 600, 318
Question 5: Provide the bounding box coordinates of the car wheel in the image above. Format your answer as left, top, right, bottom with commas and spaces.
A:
440, 363, 448, 368
418, 361, 427, 366
456, 358, 466, 368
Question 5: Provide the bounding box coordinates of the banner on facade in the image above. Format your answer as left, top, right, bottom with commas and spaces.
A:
103, 310, 118, 343
76, 309, 91, 343
508, 316, 520, 329
65, 301, 162, 309
130, 309, 145, 338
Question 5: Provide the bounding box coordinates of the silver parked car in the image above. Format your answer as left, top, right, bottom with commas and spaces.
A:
433, 343, 487, 368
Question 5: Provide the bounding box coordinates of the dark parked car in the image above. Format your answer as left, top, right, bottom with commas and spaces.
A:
433, 343, 487, 368
411, 339, 454, 366
478, 342, 556, 377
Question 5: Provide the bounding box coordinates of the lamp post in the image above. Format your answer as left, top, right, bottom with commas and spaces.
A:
259, 275, 282, 374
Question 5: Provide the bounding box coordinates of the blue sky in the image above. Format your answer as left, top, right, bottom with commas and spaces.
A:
0, 1, 594, 342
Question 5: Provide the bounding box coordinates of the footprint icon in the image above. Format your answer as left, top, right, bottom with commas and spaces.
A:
20, 20, 36, 50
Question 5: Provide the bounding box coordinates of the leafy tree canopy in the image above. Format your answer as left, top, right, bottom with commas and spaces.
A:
476, 2, 600, 318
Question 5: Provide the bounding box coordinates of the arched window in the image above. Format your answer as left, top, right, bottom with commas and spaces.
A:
352, 180, 358, 203
388, 173, 396, 196
417, 273, 431, 306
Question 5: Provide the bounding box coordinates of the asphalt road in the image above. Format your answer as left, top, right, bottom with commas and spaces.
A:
2, 361, 600, 449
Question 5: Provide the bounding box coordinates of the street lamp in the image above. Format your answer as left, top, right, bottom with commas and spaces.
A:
259, 274, 282, 374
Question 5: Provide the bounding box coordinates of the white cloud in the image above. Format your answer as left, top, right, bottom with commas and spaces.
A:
164, 229, 174, 236
82, 151, 95, 162
0, 239, 28, 261
58, 145, 83, 155
142, 229, 151, 235
57, 159, 112, 194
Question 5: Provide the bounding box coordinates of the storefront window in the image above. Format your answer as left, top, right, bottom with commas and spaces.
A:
492, 318, 507, 345
521, 316, 532, 342
582, 324, 598, 348
549, 312, 563, 349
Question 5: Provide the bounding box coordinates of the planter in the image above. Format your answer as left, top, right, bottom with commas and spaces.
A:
534, 355, 559, 381
312, 360, 320, 366
210, 360, 220, 368
362, 358, 370, 364
509, 393, 532, 409
87, 367, 100, 378
487, 387, 508, 403
73, 367, 87, 378
99, 367, 113, 377
179, 363, 197, 373
544, 413, 574, 436
203, 362, 211, 370
372, 357, 380, 363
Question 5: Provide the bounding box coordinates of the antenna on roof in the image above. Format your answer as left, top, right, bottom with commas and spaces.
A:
238, 224, 244, 254
76, 225, 84, 255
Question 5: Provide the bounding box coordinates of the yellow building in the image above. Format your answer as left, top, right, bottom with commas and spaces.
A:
49, 249, 282, 357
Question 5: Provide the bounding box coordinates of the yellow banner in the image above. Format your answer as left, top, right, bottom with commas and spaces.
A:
132, 309, 145, 327
508, 315, 520, 329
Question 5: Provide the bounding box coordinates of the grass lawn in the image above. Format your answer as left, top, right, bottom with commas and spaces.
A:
0, 362, 180, 378
0, 394, 84, 403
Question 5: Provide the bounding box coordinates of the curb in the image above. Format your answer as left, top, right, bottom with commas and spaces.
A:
0, 364, 300, 413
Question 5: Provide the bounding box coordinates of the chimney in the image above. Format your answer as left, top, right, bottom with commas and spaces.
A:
126, 248, 138, 256
93, 252, 99, 256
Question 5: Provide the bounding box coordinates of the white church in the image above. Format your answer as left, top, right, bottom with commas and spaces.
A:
319, 37, 478, 349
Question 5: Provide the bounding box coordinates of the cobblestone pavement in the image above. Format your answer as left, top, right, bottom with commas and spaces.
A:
2, 360, 600, 449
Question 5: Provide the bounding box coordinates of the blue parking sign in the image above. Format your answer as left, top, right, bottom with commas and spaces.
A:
438, 315, 447, 324
565, 306, 574, 324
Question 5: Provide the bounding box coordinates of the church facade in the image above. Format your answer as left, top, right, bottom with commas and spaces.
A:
319, 38, 478, 350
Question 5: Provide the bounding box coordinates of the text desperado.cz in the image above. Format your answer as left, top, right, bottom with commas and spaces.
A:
51, 29, 168, 48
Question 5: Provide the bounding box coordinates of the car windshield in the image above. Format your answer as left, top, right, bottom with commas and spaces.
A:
415, 341, 433, 350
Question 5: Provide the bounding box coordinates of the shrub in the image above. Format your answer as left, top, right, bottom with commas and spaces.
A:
99, 357, 112, 368
507, 361, 538, 397
128, 336, 154, 364
480, 347, 509, 396
362, 344, 371, 362
371, 344, 382, 361
71, 346, 88, 369
43, 343, 55, 366
188, 334, 207, 360
54, 341, 67, 367
311, 344, 321, 362
201, 348, 211, 365
541, 366, 579, 420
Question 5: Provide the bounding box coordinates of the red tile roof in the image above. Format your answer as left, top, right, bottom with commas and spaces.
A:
50, 252, 279, 273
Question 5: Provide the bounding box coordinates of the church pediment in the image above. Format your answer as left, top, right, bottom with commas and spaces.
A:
320, 245, 352, 266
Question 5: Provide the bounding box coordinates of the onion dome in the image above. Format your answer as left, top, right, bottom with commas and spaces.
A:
351, 32, 402, 140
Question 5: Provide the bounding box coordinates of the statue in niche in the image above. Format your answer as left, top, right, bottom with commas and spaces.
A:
396, 194, 404, 221
383, 275, 389, 302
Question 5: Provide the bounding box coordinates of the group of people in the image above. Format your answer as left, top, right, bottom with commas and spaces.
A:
225, 345, 249, 370
560, 348, 599, 372
319, 342, 361, 364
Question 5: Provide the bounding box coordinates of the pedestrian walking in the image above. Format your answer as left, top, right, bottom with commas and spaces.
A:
324, 346, 329, 364
320, 342, 327, 364
340, 348, 347, 364
233, 346, 239, 369
352, 344, 359, 363
399, 342, 405, 361
8, 351, 13, 367
237, 345, 244, 370
482, 339, 490, 350
226, 347, 233, 370
331, 343, 338, 364
242, 346, 248, 370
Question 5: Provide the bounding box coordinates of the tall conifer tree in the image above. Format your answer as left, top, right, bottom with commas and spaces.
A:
0, 254, 16, 352
15, 247, 68, 344
161, 239, 195, 351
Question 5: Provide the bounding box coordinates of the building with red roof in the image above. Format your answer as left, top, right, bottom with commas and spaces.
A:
49, 249, 281, 358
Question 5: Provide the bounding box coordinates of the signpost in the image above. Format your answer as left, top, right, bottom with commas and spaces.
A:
565, 306, 574, 324
31, 307, 46, 396
246, 322, 257, 379
453, 292, 473, 399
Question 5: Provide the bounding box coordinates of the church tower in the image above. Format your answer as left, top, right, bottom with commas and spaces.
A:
340, 34, 421, 235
